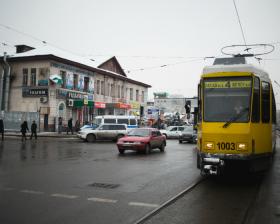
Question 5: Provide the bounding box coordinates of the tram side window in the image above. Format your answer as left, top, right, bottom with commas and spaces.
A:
272, 88, 276, 124
261, 81, 270, 123
252, 77, 260, 123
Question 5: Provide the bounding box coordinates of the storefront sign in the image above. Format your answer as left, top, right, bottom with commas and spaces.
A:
115, 103, 131, 109
131, 101, 140, 109
95, 102, 106, 109
22, 87, 48, 97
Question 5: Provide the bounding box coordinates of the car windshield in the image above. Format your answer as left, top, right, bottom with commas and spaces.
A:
166, 126, 175, 131
203, 76, 252, 122
127, 129, 150, 137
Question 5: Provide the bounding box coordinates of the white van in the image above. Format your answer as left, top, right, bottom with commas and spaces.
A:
93, 115, 138, 128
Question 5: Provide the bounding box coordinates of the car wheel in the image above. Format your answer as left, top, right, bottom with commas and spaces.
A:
179, 140, 182, 143
118, 148, 125, 155
159, 141, 166, 152
145, 144, 151, 155
86, 134, 96, 143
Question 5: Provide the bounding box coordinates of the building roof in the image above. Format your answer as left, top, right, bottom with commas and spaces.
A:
1, 45, 151, 88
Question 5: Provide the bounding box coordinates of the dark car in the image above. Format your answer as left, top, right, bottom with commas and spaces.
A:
116, 128, 166, 155
179, 126, 197, 143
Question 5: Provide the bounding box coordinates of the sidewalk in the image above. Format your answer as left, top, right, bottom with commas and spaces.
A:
3, 131, 78, 138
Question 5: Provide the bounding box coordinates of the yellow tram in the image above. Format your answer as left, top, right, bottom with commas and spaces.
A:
197, 57, 277, 175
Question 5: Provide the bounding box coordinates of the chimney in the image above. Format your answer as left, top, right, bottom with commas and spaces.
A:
15, 45, 35, 53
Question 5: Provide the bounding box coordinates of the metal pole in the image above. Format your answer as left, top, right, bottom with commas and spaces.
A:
3, 52, 10, 111
0, 65, 4, 111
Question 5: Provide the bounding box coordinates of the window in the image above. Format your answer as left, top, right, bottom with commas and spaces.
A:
96, 80, 100, 95
30, 68, 36, 86
117, 119, 129, 125
130, 88, 133, 100
203, 77, 251, 122
261, 81, 270, 123
136, 90, 139, 101
252, 77, 260, 123
107, 83, 110, 96
73, 74, 78, 90
84, 77, 89, 92
117, 85, 121, 98
121, 86, 125, 98
22, 68, 28, 86
104, 118, 116, 124
142, 91, 145, 102
111, 84, 115, 97
101, 81, 105, 95
129, 119, 136, 125
60, 71, 66, 88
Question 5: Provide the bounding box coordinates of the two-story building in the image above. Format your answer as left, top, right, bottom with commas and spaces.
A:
0, 45, 151, 131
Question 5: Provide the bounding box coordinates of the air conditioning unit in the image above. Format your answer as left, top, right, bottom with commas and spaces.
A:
40, 97, 48, 103
67, 99, 74, 107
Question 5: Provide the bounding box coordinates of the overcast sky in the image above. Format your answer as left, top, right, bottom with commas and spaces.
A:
1, 0, 280, 103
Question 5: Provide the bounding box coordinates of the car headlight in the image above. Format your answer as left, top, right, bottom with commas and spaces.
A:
237, 143, 247, 151
205, 142, 214, 150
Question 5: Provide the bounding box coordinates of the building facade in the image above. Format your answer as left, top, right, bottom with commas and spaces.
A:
0, 45, 151, 131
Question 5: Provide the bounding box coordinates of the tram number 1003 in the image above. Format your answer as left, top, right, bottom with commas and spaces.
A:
217, 142, 235, 150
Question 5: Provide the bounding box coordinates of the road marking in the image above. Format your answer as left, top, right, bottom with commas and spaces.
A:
87, 197, 117, 203
129, 202, 159, 208
20, 190, 44, 195
51, 193, 78, 199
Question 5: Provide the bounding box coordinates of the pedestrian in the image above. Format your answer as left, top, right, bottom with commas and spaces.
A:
67, 118, 73, 134
58, 117, 63, 134
0, 119, 4, 141
21, 121, 29, 141
30, 120, 37, 140
75, 120, 80, 132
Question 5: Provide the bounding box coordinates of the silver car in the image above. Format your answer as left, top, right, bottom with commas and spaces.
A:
77, 123, 128, 142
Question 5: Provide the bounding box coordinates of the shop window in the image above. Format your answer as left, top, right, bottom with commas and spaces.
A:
30, 68, 36, 86
22, 68, 28, 86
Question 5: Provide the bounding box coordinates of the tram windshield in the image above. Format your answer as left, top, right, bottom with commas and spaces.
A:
203, 76, 252, 122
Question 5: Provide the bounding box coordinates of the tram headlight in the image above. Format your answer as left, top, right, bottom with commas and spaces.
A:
205, 142, 214, 150
237, 143, 247, 151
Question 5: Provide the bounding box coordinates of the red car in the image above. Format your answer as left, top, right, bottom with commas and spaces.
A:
117, 128, 166, 154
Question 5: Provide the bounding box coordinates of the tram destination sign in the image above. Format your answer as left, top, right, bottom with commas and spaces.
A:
22, 87, 49, 97
204, 80, 251, 89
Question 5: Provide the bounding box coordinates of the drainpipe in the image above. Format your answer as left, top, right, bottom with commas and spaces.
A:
0, 63, 4, 111
3, 52, 10, 111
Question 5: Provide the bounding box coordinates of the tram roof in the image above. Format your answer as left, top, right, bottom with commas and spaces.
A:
202, 64, 270, 81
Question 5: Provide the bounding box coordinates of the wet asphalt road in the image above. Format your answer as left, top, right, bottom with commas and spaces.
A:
0, 137, 277, 224
0, 137, 200, 224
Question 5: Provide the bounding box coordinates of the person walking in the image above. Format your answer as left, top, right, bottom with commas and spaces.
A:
67, 118, 73, 135
21, 121, 29, 141
58, 117, 63, 134
30, 120, 37, 140
0, 119, 4, 141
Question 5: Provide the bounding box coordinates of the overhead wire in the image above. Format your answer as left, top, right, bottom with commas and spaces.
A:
232, 0, 248, 49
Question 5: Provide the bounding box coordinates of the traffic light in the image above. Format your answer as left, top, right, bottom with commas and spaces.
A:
185, 100, 191, 114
